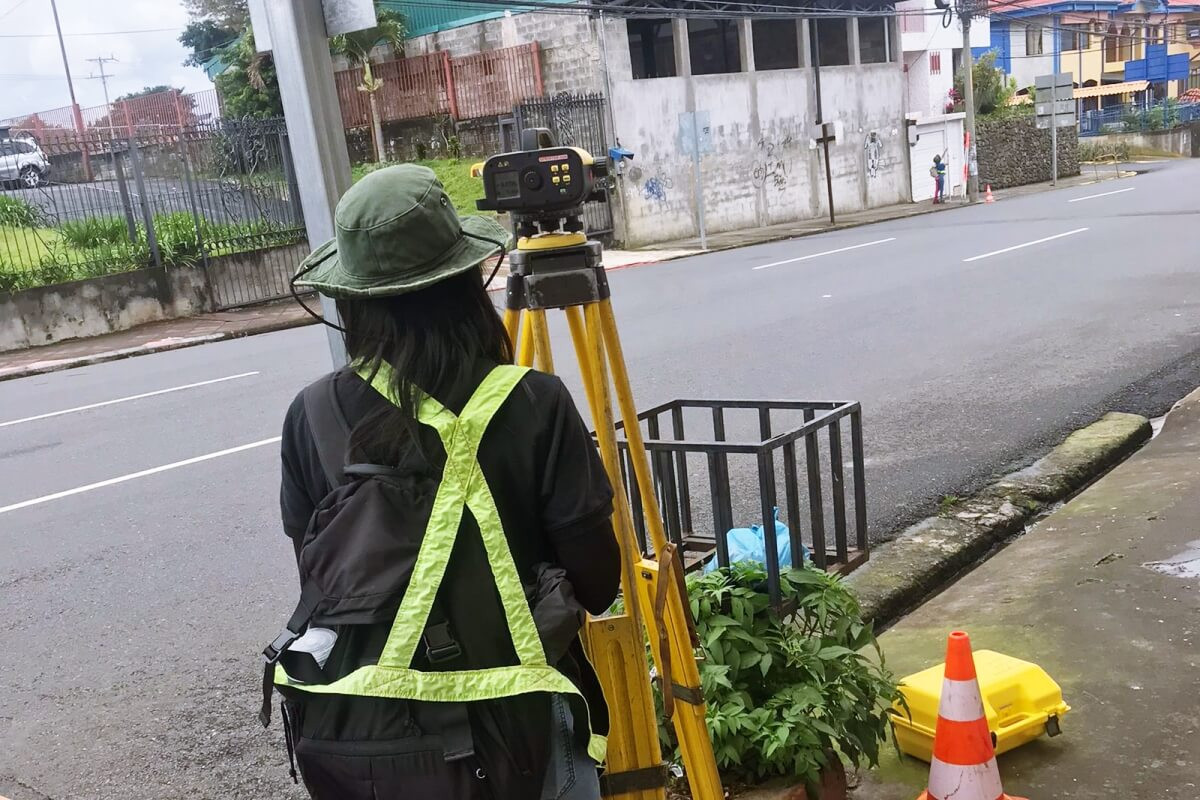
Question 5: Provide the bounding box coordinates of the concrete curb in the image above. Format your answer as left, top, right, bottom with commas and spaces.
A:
0, 316, 316, 383
846, 411, 1153, 628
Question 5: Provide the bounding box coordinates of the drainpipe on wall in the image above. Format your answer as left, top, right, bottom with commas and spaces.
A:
596, 11, 630, 246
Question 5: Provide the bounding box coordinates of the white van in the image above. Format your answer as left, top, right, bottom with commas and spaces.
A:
0, 137, 51, 188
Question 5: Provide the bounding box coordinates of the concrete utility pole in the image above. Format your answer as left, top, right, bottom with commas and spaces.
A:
959, 0, 979, 202
50, 0, 92, 179
254, 0, 376, 368
86, 56, 119, 114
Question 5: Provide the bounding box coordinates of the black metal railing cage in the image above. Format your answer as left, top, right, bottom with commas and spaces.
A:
607, 399, 868, 608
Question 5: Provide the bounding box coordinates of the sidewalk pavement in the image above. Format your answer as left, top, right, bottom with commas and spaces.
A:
0, 167, 1134, 382
641, 167, 1132, 254
852, 386, 1200, 799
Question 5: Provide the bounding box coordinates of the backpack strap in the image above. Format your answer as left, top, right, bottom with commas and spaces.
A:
303, 375, 352, 488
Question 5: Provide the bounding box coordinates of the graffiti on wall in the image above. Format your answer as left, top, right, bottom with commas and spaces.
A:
627, 165, 673, 204
864, 131, 883, 179
751, 135, 794, 190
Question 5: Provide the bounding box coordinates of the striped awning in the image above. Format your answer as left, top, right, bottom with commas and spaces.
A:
1074, 80, 1149, 99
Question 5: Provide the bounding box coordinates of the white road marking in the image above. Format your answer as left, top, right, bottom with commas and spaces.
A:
962, 228, 1089, 263
0, 372, 259, 428
1068, 187, 1134, 203
0, 437, 282, 516
751, 237, 897, 271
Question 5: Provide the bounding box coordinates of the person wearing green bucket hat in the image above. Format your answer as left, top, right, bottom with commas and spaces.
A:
267, 164, 619, 800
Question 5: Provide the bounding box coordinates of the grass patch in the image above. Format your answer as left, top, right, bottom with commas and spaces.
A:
352, 158, 490, 218
59, 216, 130, 248
0, 196, 46, 228
937, 495, 961, 516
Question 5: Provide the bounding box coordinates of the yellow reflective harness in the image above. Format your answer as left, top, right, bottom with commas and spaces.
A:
273, 363, 606, 763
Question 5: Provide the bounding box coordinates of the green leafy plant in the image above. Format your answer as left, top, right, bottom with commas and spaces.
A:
0, 196, 46, 228
659, 563, 901, 791
954, 52, 1018, 117
58, 216, 130, 249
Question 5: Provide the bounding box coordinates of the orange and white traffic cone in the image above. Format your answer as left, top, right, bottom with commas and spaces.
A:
984, 184, 995, 203
916, 632, 1027, 800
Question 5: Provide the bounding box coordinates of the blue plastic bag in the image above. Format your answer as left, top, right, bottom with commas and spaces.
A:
703, 507, 809, 573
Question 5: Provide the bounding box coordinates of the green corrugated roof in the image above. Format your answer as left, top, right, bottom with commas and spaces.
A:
382, 1, 577, 37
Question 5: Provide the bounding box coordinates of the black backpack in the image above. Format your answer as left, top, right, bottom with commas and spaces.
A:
260, 374, 587, 799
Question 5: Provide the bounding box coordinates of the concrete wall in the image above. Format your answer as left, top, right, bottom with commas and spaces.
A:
602, 17, 910, 246
976, 114, 1080, 190
0, 245, 300, 353
1089, 127, 1195, 158
403, 11, 604, 96
0, 266, 208, 353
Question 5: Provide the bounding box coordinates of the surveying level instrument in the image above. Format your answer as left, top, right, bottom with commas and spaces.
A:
478, 130, 723, 800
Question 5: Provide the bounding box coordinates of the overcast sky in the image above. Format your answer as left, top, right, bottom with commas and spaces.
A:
0, 0, 215, 120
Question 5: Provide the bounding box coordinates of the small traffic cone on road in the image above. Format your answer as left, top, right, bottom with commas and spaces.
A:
984, 184, 995, 203
915, 632, 1027, 800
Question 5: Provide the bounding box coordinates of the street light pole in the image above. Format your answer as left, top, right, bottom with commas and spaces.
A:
959, 3, 979, 203
50, 0, 92, 179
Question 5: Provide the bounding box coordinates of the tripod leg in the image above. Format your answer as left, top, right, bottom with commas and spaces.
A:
598, 299, 670, 556
503, 307, 520, 352
527, 308, 555, 373
516, 310, 536, 368
569, 304, 666, 800
597, 299, 724, 800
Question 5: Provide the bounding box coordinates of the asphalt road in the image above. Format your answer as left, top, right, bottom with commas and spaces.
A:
2, 159, 1199, 799
2, 177, 297, 228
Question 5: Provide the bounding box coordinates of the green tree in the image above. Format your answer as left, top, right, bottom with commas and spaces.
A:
180, 19, 238, 68
329, 8, 406, 162
954, 51, 1018, 116
182, 0, 248, 30
116, 85, 175, 101
213, 31, 283, 118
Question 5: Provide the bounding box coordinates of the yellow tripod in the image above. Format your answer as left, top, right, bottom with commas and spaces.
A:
502, 232, 723, 800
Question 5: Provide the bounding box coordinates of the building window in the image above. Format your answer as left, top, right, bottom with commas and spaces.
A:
815, 18, 851, 66
688, 18, 742, 75
1062, 25, 1089, 51
930, 51, 942, 75
1025, 24, 1043, 55
751, 19, 799, 70
858, 17, 890, 63
627, 18, 677, 79
1104, 24, 1118, 61
1119, 25, 1133, 61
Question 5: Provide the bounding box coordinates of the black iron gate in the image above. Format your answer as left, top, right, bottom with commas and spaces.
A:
515, 92, 614, 236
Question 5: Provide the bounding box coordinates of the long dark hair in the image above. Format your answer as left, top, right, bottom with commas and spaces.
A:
337, 267, 512, 466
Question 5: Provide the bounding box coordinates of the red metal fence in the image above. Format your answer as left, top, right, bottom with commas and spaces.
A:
334, 43, 544, 128
3, 44, 542, 139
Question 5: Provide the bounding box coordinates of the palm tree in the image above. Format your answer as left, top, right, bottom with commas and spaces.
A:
329, 7, 406, 163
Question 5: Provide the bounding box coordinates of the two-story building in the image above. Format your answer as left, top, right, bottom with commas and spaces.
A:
986, 0, 1200, 109
897, 0, 991, 116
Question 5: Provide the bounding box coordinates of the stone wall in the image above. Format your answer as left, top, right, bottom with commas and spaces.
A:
976, 114, 1079, 190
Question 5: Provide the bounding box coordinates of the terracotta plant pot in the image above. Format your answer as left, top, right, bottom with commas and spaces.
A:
779, 759, 848, 800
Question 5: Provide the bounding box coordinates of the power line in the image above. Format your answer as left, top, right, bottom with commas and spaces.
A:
0, 0, 32, 23
0, 26, 181, 38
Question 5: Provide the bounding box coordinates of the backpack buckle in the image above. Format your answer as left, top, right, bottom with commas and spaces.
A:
263, 630, 300, 665
423, 622, 462, 664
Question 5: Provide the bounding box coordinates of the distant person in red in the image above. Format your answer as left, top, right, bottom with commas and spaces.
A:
931, 154, 948, 204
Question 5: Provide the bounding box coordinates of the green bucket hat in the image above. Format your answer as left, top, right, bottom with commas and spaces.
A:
294, 164, 509, 298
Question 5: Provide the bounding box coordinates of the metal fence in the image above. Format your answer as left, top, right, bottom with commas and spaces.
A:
1, 89, 224, 143
335, 43, 544, 127
0, 117, 305, 306
516, 93, 614, 236
1079, 98, 1200, 136
613, 399, 869, 609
